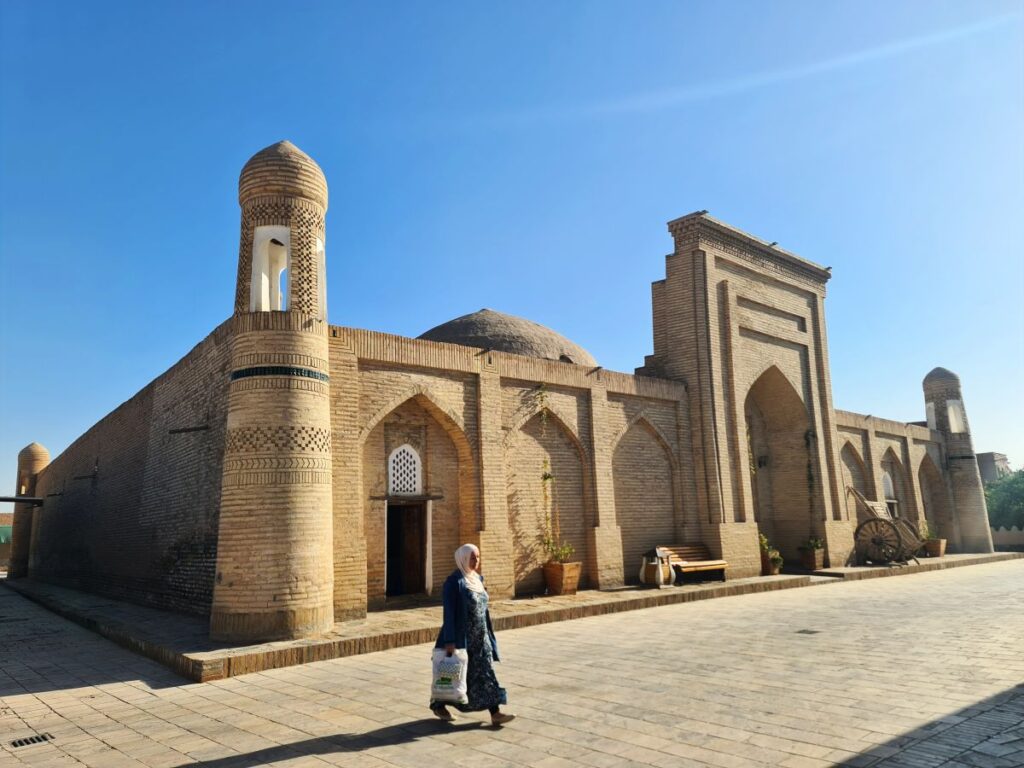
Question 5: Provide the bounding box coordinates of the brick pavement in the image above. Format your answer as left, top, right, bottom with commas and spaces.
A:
2, 560, 1023, 767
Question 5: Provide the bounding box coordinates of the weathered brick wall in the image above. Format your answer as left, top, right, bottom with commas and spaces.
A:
28, 320, 232, 614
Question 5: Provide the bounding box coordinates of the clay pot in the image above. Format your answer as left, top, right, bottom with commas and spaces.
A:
543, 561, 582, 595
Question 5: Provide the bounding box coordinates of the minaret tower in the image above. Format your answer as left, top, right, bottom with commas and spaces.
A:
923, 367, 994, 553
210, 141, 334, 642
8, 442, 49, 578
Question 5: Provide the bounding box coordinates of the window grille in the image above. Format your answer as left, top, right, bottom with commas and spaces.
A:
389, 444, 422, 495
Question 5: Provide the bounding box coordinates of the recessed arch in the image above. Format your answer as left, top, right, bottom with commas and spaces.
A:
505, 407, 589, 595
504, 402, 587, 462
613, 418, 678, 583
359, 385, 470, 453
744, 365, 812, 560
610, 410, 679, 473
839, 441, 869, 522
879, 447, 909, 519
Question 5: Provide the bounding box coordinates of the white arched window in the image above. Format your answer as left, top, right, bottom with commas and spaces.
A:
250, 225, 291, 312
882, 471, 896, 500
388, 444, 422, 496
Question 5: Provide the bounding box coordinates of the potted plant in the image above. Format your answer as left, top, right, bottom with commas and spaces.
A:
759, 533, 773, 575
767, 550, 784, 576
919, 520, 947, 558
539, 459, 582, 595
797, 537, 825, 571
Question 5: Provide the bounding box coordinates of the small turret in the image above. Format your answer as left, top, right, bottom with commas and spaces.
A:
922, 367, 993, 553
9, 442, 50, 578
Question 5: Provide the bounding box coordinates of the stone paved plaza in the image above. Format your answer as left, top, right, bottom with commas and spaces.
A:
2, 561, 1022, 768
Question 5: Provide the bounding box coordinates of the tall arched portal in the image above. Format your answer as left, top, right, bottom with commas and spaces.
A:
744, 366, 812, 561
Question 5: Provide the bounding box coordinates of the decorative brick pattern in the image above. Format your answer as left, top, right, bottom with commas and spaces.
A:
224, 425, 331, 453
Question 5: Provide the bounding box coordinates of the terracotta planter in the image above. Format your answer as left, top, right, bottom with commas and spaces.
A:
760, 550, 772, 576
543, 561, 582, 596
799, 549, 824, 571
767, 563, 782, 576
924, 539, 947, 557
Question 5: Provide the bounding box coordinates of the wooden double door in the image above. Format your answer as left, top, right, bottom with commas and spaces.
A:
386, 502, 427, 596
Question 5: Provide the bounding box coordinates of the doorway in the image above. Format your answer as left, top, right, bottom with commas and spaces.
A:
386, 503, 427, 597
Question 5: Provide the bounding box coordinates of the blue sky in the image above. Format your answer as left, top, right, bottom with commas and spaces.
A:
1, 1, 1022, 508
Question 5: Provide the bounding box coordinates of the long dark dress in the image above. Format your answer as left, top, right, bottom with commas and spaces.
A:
432, 587, 507, 712
454, 588, 507, 711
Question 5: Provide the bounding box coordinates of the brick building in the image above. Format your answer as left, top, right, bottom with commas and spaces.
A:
8, 141, 994, 642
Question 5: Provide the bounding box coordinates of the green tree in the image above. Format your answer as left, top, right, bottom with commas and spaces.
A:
986, 470, 1024, 530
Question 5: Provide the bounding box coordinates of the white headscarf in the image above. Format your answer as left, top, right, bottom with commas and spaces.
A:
454, 543, 485, 593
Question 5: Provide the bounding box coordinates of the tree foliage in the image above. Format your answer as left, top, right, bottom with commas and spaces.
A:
986, 470, 1024, 530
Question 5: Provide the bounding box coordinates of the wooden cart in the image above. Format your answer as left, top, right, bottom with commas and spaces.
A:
847, 487, 922, 566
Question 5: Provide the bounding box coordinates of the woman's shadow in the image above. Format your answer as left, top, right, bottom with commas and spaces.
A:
169, 718, 487, 767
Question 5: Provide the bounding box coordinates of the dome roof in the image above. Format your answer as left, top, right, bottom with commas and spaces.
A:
419, 308, 597, 366
18, 442, 49, 463
239, 140, 328, 208
924, 367, 960, 385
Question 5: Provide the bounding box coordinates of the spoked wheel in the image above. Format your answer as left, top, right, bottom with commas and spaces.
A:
855, 518, 903, 564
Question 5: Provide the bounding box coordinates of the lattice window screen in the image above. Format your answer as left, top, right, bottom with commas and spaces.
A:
389, 444, 422, 495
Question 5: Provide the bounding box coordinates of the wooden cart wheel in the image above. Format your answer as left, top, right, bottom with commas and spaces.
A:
855, 518, 902, 564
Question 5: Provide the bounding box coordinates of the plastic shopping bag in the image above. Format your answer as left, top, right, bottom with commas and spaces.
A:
431, 648, 469, 704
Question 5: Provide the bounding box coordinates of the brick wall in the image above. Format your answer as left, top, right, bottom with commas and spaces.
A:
28, 320, 232, 614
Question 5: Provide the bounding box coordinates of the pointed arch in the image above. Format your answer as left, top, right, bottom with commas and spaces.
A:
744, 365, 812, 560
880, 447, 909, 519
839, 440, 869, 522
504, 406, 590, 595
613, 417, 679, 582
610, 410, 679, 473
504, 403, 587, 462
359, 384, 470, 453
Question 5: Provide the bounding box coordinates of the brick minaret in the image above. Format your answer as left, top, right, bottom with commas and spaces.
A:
8, 442, 49, 578
210, 141, 335, 642
923, 367, 993, 553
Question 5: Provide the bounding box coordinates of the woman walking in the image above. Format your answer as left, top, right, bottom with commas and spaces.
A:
430, 543, 515, 726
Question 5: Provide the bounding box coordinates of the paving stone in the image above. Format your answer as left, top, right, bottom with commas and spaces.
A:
1, 562, 1023, 767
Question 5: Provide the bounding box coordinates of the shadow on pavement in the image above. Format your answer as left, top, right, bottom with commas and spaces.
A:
167, 718, 485, 767
853, 683, 1024, 767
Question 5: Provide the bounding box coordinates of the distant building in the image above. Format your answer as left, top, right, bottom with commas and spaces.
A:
977, 453, 1012, 485
9, 141, 996, 643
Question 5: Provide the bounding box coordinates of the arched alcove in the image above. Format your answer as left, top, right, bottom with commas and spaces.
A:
613, 419, 676, 583
505, 409, 588, 595
880, 449, 909, 519
839, 442, 869, 522
744, 366, 812, 561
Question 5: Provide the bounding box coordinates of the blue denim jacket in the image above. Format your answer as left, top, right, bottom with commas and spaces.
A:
434, 569, 500, 661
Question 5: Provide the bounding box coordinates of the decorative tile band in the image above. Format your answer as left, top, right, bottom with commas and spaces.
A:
230, 366, 329, 383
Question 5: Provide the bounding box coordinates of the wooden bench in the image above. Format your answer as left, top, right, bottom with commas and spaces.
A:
657, 544, 728, 583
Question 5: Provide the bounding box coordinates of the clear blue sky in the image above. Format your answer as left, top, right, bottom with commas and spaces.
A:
1, 1, 1022, 509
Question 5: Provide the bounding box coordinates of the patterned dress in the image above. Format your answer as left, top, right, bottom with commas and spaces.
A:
450, 589, 507, 712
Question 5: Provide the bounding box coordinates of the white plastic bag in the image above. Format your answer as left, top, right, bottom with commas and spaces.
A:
431, 648, 469, 704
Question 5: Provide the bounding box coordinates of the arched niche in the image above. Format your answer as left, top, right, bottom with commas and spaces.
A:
744, 365, 812, 560
505, 409, 588, 596
839, 441, 870, 522
613, 418, 677, 583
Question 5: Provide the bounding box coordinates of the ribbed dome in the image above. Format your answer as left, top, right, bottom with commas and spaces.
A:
18, 442, 49, 464
419, 309, 596, 366
924, 367, 960, 385
239, 140, 328, 208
